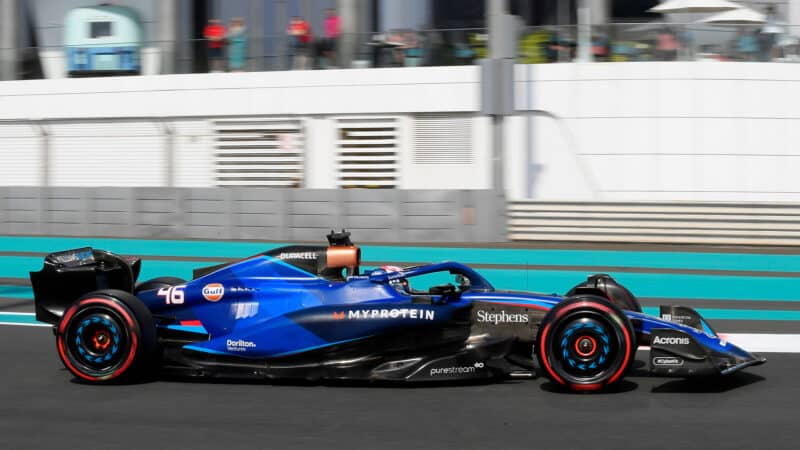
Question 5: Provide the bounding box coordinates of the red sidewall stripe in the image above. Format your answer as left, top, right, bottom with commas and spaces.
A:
539, 322, 565, 386
57, 298, 139, 382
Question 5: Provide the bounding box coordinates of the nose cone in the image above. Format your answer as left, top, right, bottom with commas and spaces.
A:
714, 339, 766, 375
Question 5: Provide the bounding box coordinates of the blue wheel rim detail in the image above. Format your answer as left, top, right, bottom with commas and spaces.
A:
558, 321, 611, 375
64, 306, 131, 378
547, 310, 627, 385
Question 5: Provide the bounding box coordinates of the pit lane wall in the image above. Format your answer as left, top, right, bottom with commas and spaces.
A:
0, 187, 504, 243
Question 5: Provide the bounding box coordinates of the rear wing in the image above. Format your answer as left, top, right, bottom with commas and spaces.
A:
29, 248, 141, 325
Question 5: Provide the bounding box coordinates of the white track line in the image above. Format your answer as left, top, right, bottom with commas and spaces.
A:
718, 333, 800, 354
0, 321, 50, 327
1, 313, 798, 352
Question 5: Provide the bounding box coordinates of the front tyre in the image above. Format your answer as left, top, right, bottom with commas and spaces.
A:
56, 290, 156, 383
536, 295, 635, 392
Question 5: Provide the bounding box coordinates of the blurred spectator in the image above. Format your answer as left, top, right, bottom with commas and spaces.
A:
545, 36, 559, 62
544, 30, 570, 63
761, 5, 784, 61
518, 30, 550, 64
288, 16, 312, 70
228, 17, 247, 72
386, 31, 407, 66
204, 18, 227, 72
453, 40, 474, 65
591, 35, 609, 62
656, 27, 679, 61
404, 31, 424, 67
322, 8, 340, 68
735, 29, 759, 61
428, 30, 447, 66
677, 27, 693, 60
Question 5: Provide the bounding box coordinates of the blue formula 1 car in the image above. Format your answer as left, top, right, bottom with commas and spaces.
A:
30, 231, 765, 391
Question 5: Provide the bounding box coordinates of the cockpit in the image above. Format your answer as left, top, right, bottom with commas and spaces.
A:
384, 268, 472, 296
368, 262, 493, 303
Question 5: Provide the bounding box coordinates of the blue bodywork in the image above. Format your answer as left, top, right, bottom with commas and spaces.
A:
136, 253, 754, 368
31, 238, 765, 384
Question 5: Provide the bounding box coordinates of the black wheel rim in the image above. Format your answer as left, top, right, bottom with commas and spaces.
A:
64, 307, 131, 377
547, 311, 625, 384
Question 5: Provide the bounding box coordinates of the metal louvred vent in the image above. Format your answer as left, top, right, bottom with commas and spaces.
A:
213, 118, 304, 187
336, 117, 398, 188
413, 113, 473, 164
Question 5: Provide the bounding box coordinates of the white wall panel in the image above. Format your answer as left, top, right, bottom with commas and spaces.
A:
504, 116, 526, 199
515, 62, 800, 201
0, 67, 480, 120
173, 120, 213, 187
530, 116, 593, 200
0, 124, 42, 186
49, 122, 164, 186
304, 117, 337, 189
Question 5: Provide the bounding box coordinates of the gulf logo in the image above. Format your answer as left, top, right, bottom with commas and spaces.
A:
202, 283, 225, 302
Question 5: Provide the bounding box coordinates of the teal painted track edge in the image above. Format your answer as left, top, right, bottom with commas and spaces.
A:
4, 236, 800, 273
3, 259, 800, 302
0, 313, 43, 325
640, 307, 800, 321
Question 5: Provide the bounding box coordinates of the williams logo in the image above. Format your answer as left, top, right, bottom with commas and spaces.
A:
653, 357, 684, 366
477, 310, 529, 325
202, 283, 225, 302
226, 339, 256, 352
332, 308, 435, 321
652, 336, 691, 345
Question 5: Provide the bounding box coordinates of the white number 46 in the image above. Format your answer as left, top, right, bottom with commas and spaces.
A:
157, 285, 186, 305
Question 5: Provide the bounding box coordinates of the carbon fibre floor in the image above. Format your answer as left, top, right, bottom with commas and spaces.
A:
0, 325, 793, 450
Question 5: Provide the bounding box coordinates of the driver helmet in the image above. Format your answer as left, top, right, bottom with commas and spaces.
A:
381, 265, 409, 292
380, 265, 403, 273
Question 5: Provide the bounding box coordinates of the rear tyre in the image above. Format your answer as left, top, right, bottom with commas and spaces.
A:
134, 276, 186, 295
536, 295, 635, 392
56, 290, 156, 383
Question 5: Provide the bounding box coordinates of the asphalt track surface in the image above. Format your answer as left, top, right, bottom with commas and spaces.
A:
0, 324, 793, 450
